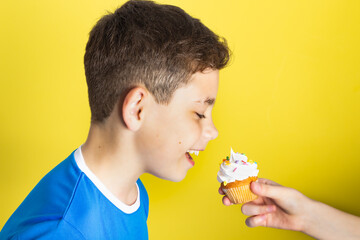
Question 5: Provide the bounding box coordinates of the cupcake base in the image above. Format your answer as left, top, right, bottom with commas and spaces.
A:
221, 176, 258, 204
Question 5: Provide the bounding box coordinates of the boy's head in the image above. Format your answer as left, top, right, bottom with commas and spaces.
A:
84, 0, 230, 181
84, 0, 229, 123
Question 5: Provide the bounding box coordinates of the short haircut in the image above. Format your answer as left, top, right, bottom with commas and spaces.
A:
84, 0, 230, 123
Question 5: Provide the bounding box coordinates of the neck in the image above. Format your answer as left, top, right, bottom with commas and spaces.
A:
81, 121, 144, 205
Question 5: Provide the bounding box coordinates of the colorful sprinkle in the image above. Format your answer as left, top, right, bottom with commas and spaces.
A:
235, 160, 239, 164
224, 160, 231, 165
233, 167, 237, 172
224, 181, 227, 186
226, 156, 229, 160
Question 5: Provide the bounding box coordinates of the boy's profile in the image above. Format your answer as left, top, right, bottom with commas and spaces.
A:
0, 0, 229, 239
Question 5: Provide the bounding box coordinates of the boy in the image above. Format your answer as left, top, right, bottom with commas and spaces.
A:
0, 0, 229, 239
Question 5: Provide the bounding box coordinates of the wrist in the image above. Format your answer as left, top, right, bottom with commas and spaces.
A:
300, 197, 322, 235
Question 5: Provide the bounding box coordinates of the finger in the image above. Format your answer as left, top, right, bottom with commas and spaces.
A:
251, 181, 289, 200
257, 178, 281, 186
241, 203, 276, 216
247, 195, 265, 205
263, 195, 276, 206
222, 196, 233, 206
218, 187, 225, 195
245, 214, 267, 228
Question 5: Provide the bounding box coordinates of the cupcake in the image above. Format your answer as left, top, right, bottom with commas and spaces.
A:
217, 148, 259, 204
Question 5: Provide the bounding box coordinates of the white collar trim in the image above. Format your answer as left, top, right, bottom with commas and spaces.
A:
74, 146, 140, 214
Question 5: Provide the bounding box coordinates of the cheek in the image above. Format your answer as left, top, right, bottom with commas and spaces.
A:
141, 109, 201, 154
146, 117, 183, 152
176, 119, 202, 144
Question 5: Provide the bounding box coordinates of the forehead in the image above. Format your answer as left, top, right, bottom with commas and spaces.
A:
171, 69, 219, 104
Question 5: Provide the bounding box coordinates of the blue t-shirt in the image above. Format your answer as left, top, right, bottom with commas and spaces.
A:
0, 148, 149, 240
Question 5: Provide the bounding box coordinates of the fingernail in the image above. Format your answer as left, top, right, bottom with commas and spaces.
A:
254, 214, 266, 224
252, 182, 260, 192
267, 205, 275, 212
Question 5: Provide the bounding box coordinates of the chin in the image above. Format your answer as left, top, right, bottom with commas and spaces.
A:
169, 175, 186, 182
157, 171, 187, 182
149, 164, 190, 182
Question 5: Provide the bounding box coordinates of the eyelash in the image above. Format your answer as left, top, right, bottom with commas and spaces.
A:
196, 112, 206, 119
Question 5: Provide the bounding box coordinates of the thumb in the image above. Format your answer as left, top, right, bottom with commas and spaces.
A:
251, 181, 289, 200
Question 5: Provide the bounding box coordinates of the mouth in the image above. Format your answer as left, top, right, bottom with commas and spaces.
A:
185, 150, 201, 166
188, 150, 199, 156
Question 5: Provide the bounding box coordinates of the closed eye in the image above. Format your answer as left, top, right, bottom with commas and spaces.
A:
196, 112, 206, 119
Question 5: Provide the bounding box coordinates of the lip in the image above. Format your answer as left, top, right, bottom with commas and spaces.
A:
185, 152, 195, 166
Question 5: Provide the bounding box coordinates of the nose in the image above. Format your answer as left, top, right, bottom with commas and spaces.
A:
203, 118, 219, 141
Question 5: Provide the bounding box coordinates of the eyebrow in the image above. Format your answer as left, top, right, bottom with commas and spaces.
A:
194, 97, 216, 106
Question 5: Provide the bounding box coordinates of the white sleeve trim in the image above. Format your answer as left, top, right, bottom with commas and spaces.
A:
74, 146, 140, 214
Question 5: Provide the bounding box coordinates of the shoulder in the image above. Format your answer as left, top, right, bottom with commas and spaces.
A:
7, 219, 85, 240
0, 150, 85, 240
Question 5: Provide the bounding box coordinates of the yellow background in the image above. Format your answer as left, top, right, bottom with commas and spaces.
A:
1, 0, 359, 239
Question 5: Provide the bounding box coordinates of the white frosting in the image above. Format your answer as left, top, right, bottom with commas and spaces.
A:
217, 148, 259, 183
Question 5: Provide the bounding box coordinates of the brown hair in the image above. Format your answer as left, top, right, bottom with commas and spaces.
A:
84, 0, 230, 122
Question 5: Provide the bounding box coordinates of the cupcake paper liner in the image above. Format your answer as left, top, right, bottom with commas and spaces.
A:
222, 183, 258, 204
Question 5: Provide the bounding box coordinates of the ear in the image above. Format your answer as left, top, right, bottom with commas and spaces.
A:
122, 87, 148, 131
